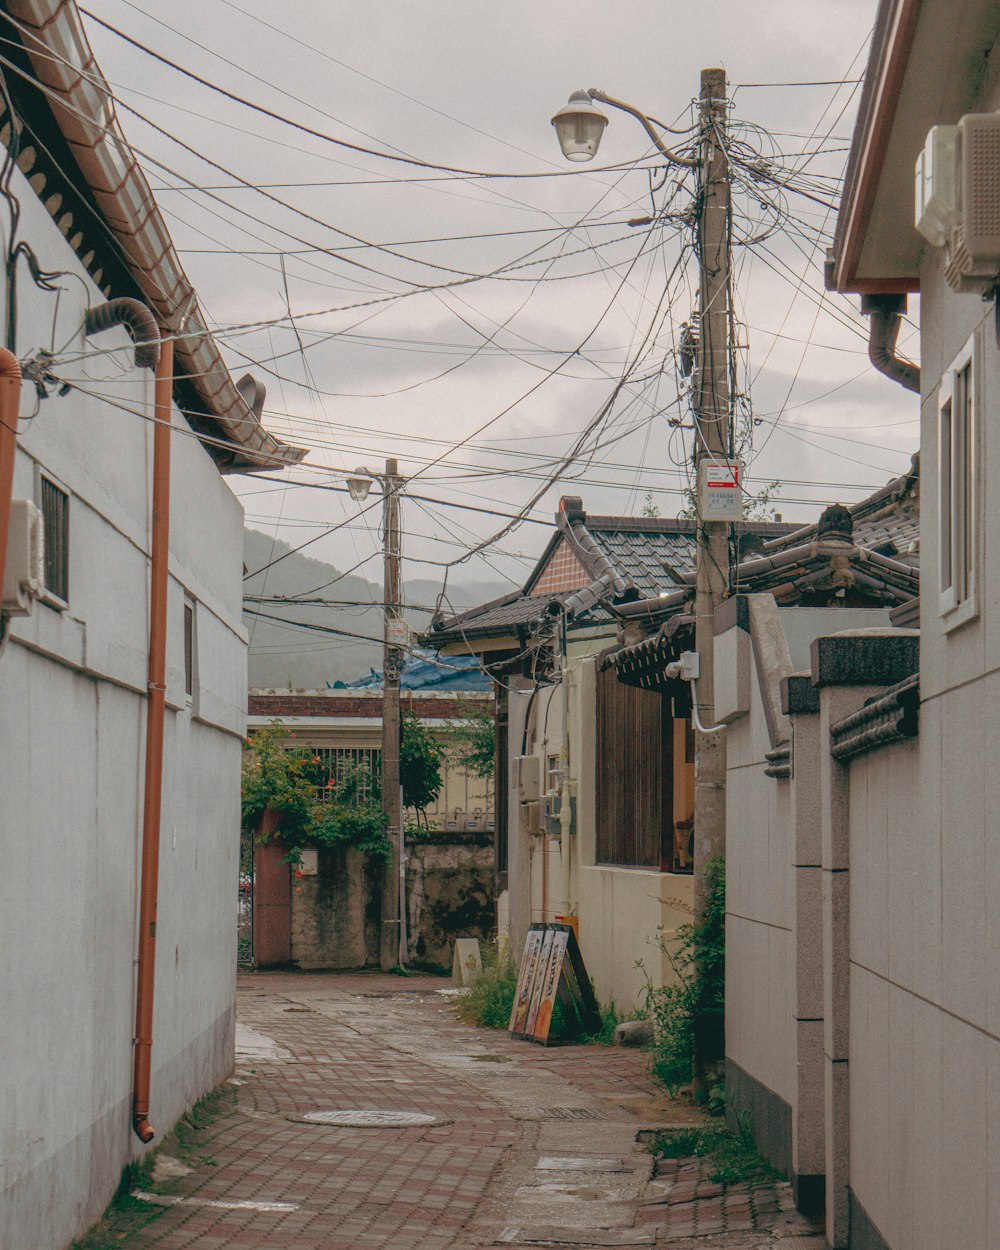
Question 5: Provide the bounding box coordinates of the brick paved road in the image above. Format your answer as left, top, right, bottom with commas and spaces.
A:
85, 971, 825, 1249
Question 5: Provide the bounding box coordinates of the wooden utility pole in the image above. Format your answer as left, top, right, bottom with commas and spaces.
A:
692, 68, 732, 1089
379, 457, 404, 971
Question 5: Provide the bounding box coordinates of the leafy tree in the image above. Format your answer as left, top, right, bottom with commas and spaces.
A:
400, 712, 444, 828
448, 704, 495, 780
241, 720, 389, 862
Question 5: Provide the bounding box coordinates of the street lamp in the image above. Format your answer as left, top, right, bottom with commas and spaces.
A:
550, 90, 608, 162
551, 73, 732, 1094
551, 88, 696, 168
346, 468, 373, 502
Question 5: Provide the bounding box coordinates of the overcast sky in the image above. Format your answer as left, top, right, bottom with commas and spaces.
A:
80, 0, 916, 601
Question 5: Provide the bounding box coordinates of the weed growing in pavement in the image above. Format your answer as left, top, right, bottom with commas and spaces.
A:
456, 944, 519, 1030
67, 1158, 162, 1249
642, 857, 726, 1094
648, 1121, 783, 1187
456, 944, 618, 1044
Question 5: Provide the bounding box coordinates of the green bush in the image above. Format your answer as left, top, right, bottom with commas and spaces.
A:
456, 945, 519, 1030
645, 857, 726, 1094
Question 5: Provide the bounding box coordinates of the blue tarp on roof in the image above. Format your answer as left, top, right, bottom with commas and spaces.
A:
330, 648, 490, 692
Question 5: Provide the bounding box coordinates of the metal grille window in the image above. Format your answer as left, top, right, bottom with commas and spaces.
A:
183, 598, 195, 698
313, 747, 381, 803
39, 475, 69, 603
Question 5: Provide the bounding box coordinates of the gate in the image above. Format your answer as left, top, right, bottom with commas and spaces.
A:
238, 832, 254, 966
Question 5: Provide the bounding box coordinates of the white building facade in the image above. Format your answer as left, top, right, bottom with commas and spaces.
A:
0, 5, 301, 1247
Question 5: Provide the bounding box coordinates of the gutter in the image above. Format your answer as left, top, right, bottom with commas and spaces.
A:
7, 1, 306, 473
862, 294, 920, 393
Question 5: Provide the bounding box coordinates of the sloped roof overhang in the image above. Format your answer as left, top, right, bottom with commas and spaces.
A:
831, 0, 1000, 294
3, 1, 306, 473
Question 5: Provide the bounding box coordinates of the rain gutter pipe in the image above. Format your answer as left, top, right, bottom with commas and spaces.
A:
132, 329, 172, 1144
862, 294, 920, 393
558, 615, 573, 921
0, 350, 23, 610
84, 299, 160, 371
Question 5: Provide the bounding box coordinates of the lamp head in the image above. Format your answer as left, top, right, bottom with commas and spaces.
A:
346, 468, 374, 502
551, 90, 608, 162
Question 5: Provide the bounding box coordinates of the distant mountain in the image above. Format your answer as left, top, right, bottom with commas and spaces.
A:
243, 528, 508, 690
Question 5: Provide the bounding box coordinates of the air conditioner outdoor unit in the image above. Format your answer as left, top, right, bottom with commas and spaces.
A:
515, 754, 541, 803
2, 499, 44, 615
917, 114, 1000, 293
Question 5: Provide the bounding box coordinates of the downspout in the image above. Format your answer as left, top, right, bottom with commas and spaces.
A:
84, 299, 160, 370
558, 615, 574, 921
0, 350, 23, 612
132, 329, 172, 1143
861, 294, 920, 393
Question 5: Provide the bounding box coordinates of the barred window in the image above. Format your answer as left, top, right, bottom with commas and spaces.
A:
312, 747, 381, 803
39, 475, 69, 603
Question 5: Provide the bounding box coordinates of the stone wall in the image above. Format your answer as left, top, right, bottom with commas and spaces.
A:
288, 832, 495, 971
406, 833, 495, 968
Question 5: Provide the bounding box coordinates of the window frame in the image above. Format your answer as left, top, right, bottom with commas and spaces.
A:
183, 595, 197, 702
35, 468, 70, 609
938, 334, 978, 630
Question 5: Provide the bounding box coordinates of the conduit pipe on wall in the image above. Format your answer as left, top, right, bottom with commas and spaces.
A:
0, 349, 23, 608
84, 299, 161, 371
861, 294, 920, 394
132, 330, 173, 1144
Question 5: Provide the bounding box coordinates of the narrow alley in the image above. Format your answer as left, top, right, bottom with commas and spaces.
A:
83, 973, 825, 1250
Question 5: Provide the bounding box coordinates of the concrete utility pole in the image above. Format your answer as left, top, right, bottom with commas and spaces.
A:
691, 67, 732, 1094
692, 67, 731, 915
379, 457, 404, 972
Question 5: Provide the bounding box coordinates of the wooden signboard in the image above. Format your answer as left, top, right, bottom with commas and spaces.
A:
522, 928, 555, 1040
508, 927, 544, 1037
509, 922, 602, 1045
531, 927, 569, 1044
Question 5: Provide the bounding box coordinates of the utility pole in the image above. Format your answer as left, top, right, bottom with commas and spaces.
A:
379, 457, 404, 972
692, 67, 732, 1090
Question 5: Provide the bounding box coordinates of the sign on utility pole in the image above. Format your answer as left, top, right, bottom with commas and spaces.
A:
380, 457, 404, 972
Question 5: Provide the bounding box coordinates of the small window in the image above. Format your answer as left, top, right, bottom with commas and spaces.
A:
183, 597, 196, 698
939, 336, 976, 627
38, 474, 69, 605
546, 752, 561, 794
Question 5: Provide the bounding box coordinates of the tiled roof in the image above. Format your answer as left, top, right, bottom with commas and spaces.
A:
766, 454, 920, 567
425, 506, 795, 650
335, 649, 491, 692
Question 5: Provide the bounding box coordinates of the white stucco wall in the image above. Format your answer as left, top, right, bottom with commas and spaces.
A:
0, 167, 245, 1250
837, 48, 1000, 1248
725, 668, 794, 1109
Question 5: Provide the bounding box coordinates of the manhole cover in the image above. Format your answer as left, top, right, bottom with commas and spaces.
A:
290, 1109, 450, 1128
469, 1053, 511, 1063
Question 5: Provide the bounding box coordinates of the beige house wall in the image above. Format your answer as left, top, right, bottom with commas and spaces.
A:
506, 633, 694, 1012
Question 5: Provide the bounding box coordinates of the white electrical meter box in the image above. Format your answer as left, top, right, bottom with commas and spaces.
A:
516, 754, 541, 803
386, 618, 410, 648
698, 458, 742, 521
915, 124, 958, 247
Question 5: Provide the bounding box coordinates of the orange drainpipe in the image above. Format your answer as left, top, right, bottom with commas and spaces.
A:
0, 349, 23, 603
132, 330, 171, 1143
